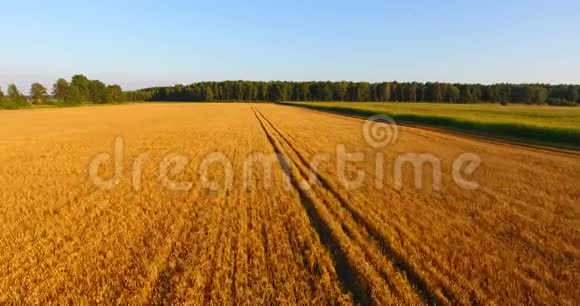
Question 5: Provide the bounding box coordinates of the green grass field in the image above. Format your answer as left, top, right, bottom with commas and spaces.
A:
0, 101, 134, 110
287, 102, 580, 148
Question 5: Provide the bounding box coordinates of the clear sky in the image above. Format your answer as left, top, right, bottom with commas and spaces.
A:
1, 0, 579, 92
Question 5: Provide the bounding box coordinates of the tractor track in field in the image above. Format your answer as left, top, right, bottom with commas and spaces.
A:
138, 135, 223, 305
252, 105, 447, 305
141, 191, 201, 305
251, 105, 373, 305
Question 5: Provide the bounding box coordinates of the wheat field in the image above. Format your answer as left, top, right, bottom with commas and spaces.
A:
0, 103, 578, 304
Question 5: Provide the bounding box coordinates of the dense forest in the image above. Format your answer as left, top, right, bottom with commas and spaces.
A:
3, 79, 579, 108
0, 75, 124, 109
125, 81, 580, 105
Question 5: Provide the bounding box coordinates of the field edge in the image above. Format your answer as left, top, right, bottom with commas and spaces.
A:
283, 101, 580, 151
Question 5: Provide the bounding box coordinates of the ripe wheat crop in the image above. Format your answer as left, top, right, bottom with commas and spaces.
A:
0, 103, 577, 304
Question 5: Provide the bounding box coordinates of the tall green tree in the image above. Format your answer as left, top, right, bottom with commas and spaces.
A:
203, 86, 214, 102
300, 82, 310, 101
66, 85, 83, 103
378, 82, 392, 101
268, 83, 284, 102
459, 85, 474, 102
446, 85, 460, 103
107, 85, 123, 103
30, 83, 48, 104
321, 82, 333, 101
7, 84, 27, 105
52, 78, 69, 102
567, 86, 579, 102
71, 75, 90, 102
356, 82, 370, 101
530, 86, 548, 104
407, 84, 417, 101
259, 83, 269, 100
334, 81, 348, 101
88, 80, 110, 103
425, 83, 443, 102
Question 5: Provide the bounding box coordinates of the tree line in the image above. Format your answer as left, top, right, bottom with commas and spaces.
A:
0, 75, 125, 109
3, 79, 579, 107
125, 81, 580, 105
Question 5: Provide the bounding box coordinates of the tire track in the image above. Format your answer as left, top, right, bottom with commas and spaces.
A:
258, 106, 502, 303
139, 132, 222, 304
251, 105, 373, 305
140, 187, 206, 304
253, 106, 448, 305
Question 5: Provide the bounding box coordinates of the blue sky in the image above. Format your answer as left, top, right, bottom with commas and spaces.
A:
1, 0, 579, 92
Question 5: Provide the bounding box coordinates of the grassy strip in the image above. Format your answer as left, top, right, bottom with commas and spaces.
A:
0, 101, 28, 109
284, 102, 580, 149
0, 101, 141, 110
0, 101, 81, 110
